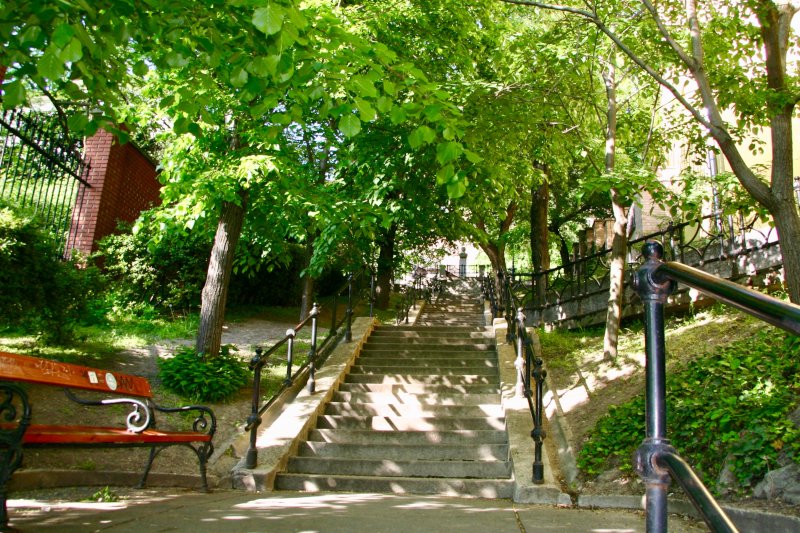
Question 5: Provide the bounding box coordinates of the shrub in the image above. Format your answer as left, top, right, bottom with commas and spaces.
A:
0, 201, 103, 344
159, 345, 249, 402
577, 330, 800, 494
97, 218, 210, 311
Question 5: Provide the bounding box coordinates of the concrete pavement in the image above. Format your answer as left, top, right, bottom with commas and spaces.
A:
7, 489, 707, 532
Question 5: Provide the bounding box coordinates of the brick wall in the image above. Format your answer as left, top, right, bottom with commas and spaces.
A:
68, 128, 160, 256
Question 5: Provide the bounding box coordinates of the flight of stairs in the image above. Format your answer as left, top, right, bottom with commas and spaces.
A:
274, 278, 513, 497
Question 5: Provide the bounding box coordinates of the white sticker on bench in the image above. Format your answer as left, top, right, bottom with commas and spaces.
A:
88, 371, 98, 384
105, 373, 118, 391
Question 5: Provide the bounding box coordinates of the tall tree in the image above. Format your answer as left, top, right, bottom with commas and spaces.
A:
501, 0, 800, 303
3, 0, 468, 356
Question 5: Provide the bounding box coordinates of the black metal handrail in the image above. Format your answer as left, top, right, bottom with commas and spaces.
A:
243, 269, 375, 469
323, 269, 373, 345
244, 303, 319, 469
632, 241, 800, 533
395, 272, 425, 325
484, 268, 547, 484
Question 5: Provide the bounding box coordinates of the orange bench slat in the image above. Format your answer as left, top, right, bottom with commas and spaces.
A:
0, 351, 152, 397
20, 424, 212, 445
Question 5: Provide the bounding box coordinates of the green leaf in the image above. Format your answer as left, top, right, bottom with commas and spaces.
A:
383, 80, 397, 96
52, 23, 75, 48
465, 149, 483, 164
249, 56, 275, 77
133, 60, 149, 77
339, 114, 361, 138
2, 80, 27, 109
253, 5, 284, 36
423, 103, 443, 122
355, 98, 376, 122
351, 75, 378, 98
375, 96, 393, 114
446, 178, 467, 198
408, 125, 435, 149
390, 106, 407, 124
436, 141, 463, 164
37, 50, 65, 81
230, 68, 248, 88
67, 113, 89, 133
59, 38, 83, 63
165, 52, 189, 68
436, 164, 454, 185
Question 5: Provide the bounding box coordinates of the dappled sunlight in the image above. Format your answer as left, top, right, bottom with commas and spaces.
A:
236, 493, 387, 510
7, 499, 129, 511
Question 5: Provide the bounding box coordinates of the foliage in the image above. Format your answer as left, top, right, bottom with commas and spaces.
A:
158, 345, 249, 403
97, 218, 210, 311
577, 330, 800, 494
84, 487, 119, 503
0, 201, 103, 344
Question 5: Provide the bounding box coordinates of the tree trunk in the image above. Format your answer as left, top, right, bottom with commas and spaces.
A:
601, 53, 627, 361
766, 109, 800, 303
771, 194, 800, 303
375, 223, 397, 310
530, 180, 550, 273
196, 189, 248, 357
603, 190, 628, 360
299, 240, 315, 321
479, 241, 506, 307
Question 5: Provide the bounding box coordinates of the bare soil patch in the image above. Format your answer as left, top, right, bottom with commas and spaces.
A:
12, 317, 298, 486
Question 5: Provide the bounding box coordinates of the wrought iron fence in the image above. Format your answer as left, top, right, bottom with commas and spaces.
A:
0, 108, 91, 258
510, 210, 780, 321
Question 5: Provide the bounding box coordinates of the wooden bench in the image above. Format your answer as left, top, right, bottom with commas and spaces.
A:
0, 351, 216, 528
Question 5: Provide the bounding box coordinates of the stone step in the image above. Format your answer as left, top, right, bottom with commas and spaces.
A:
362, 343, 494, 352
357, 351, 496, 361
352, 357, 497, 369
331, 391, 502, 405
385, 326, 490, 333
344, 373, 498, 385
324, 402, 504, 418
284, 456, 512, 479
315, 415, 506, 431
415, 320, 487, 327
357, 351, 495, 360
273, 473, 514, 498
306, 428, 508, 445
348, 367, 498, 377
371, 330, 493, 339
422, 303, 483, 317
297, 441, 510, 461
365, 337, 494, 346
337, 382, 500, 394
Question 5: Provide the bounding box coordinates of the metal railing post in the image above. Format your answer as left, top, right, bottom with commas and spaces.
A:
245, 347, 265, 469
632, 242, 676, 533
514, 308, 526, 397
346, 274, 354, 342
531, 350, 546, 484
307, 303, 319, 393
284, 327, 296, 386
369, 272, 375, 318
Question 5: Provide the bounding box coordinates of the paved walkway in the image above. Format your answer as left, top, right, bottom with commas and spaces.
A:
8, 489, 706, 532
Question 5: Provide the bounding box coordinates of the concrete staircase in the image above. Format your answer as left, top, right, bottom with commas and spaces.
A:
274, 278, 513, 497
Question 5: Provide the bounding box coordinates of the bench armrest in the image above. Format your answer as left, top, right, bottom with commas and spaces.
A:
152, 403, 217, 439
0, 383, 32, 489
63, 388, 152, 433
